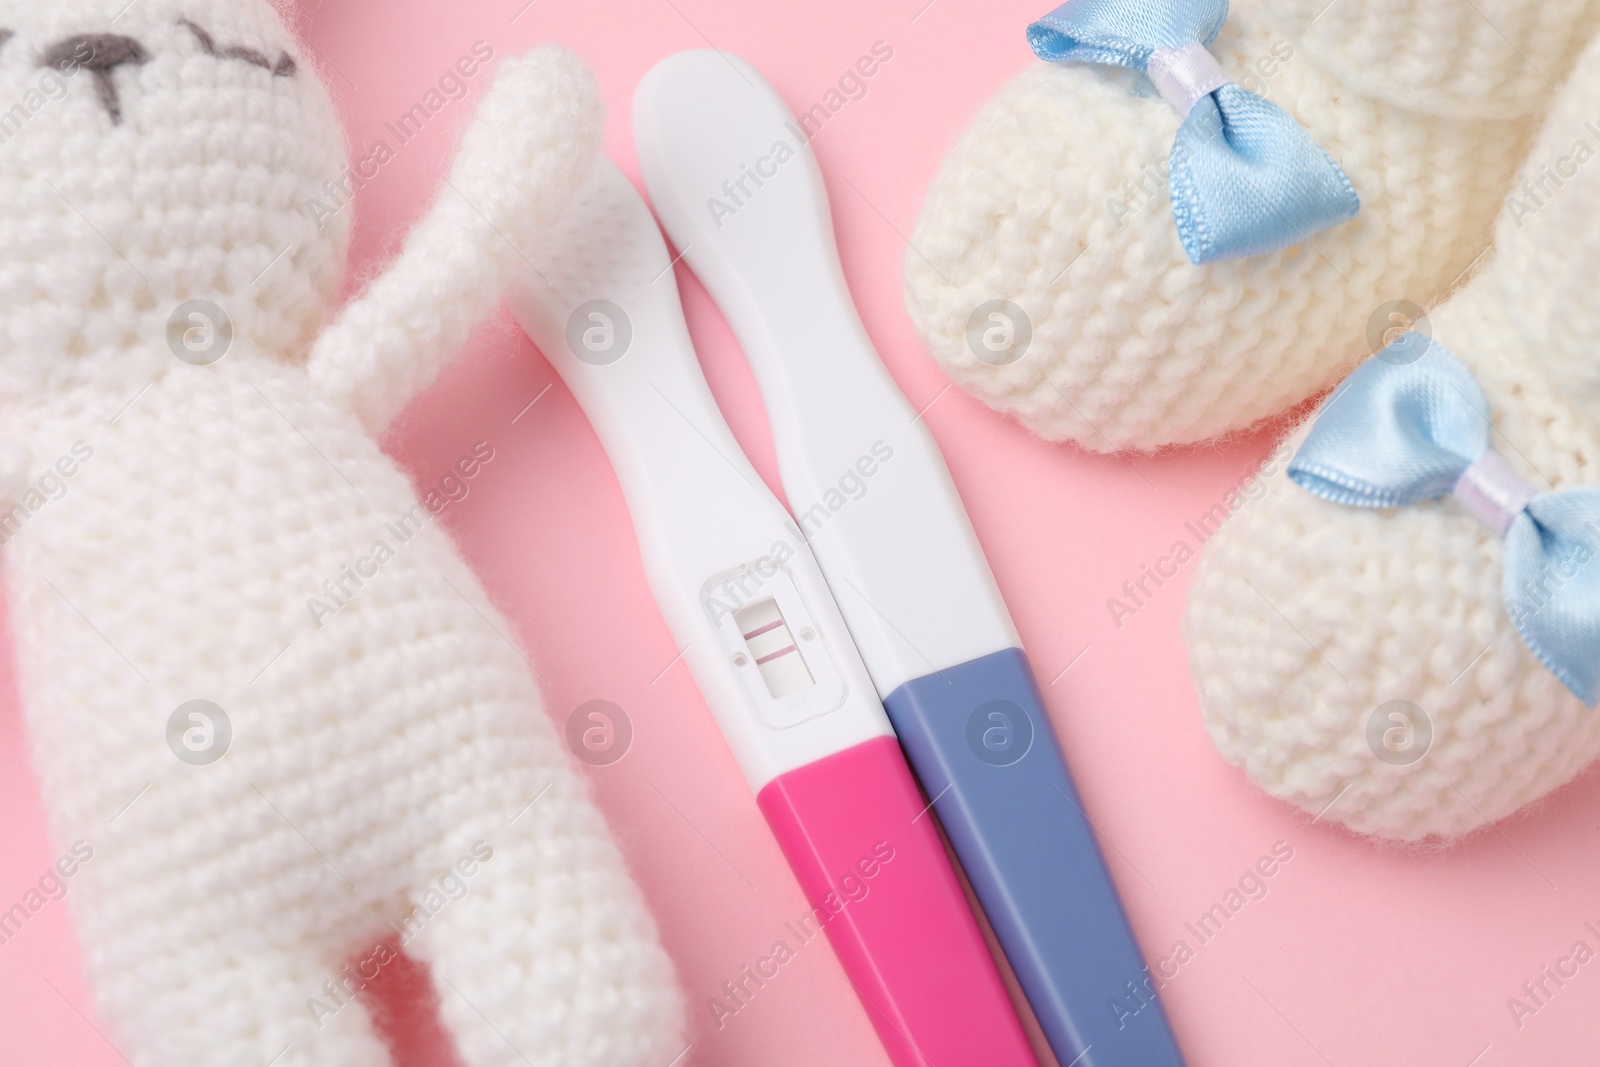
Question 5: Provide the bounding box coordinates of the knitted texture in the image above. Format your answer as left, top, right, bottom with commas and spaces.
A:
903, 0, 1600, 453
1271, 0, 1588, 120
307, 51, 603, 433
1495, 50, 1600, 421
1183, 31, 1600, 843
0, 3, 684, 1065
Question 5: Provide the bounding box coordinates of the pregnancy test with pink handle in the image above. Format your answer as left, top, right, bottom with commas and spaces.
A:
633, 52, 1186, 1067
507, 159, 1035, 1067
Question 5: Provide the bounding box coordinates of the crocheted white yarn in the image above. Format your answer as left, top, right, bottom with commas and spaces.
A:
903, 0, 1600, 453
1184, 31, 1600, 843
0, 3, 683, 1065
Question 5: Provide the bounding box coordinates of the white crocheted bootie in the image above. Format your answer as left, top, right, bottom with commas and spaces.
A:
1184, 29, 1600, 843
904, 0, 1600, 452
0, 2, 683, 1064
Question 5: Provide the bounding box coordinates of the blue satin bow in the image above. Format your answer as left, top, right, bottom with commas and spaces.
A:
1289, 338, 1600, 705
1027, 0, 1359, 264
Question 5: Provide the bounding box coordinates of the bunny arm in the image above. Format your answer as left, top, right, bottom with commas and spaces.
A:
308, 46, 603, 434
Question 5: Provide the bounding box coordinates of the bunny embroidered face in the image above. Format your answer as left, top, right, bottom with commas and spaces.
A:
0, 0, 348, 412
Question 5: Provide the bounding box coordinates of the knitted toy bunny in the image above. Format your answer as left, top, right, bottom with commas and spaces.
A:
1184, 29, 1600, 844
0, 2, 683, 1065
903, 0, 1600, 453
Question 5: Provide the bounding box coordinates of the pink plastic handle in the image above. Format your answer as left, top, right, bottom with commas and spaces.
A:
758, 736, 1038, 1067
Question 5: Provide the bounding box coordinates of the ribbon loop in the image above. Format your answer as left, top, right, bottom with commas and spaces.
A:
1287, 336, 1600, 705
1026, 0, 1226, 64
1287, 340, 1489, 508
1028, 0, 1359, 264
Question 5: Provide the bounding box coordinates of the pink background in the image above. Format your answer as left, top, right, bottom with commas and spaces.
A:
5, 1, 1600, 1064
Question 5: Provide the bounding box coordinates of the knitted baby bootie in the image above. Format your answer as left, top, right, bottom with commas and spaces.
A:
904, 0, 1600, 452
1184, 29, 1600, 842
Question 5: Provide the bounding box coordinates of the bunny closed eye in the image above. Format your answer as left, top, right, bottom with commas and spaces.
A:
179, 17, 294, 77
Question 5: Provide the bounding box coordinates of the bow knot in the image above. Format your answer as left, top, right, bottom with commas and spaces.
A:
1452, 450, 1537, 536
1028, 0, 1359, 264
1146, 43, 1228, 113
1288, 338, 1600, 705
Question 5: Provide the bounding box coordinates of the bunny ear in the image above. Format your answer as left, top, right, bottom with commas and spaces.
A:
1492, 32, 1600, 415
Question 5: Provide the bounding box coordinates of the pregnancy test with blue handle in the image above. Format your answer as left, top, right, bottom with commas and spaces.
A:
634, 52, 1186, 1067
507, 159, 1036, 1067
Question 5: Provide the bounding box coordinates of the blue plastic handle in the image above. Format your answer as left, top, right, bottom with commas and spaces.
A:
884, 648, 1185, 1067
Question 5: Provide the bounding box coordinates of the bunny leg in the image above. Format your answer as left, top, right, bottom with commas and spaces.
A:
401, 780, 682, 1067
84, 918, 395, 1067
